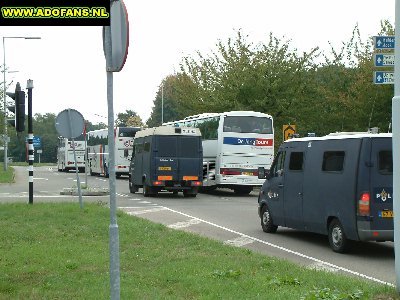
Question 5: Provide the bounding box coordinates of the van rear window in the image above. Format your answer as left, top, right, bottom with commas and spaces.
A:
378, 151, 393, 174
157, 136, 200, 158
158, 137, 178, 157
322, 151, 345, 172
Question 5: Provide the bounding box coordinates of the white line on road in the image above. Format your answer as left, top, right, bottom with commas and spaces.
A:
224, 236, 255, 247
307, 262, 339, 273
162, 207, 394, 287
168, 219, 202, 229
125, 207, 167, 215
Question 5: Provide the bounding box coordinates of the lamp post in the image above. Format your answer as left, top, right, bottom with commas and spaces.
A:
3, 36, 41, 171
161, 83, 164, 124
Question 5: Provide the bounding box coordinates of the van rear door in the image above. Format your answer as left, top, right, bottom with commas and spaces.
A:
155, 136, 179, 182
177, 136, 202, 181
369, 138, 393, 231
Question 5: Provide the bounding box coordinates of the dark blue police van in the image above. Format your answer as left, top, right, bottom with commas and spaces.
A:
258, 133, 393, 253
128, 126, 203, 197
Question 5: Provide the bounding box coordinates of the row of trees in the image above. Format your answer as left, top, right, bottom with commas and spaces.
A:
147, 21, 394, 147
0, 110, 145, 163
0, 21, 395, 162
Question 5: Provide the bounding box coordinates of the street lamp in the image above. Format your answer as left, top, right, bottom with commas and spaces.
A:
2, 36, 41, 171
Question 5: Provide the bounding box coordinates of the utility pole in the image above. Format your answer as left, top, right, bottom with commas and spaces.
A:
393, 0, 400, 292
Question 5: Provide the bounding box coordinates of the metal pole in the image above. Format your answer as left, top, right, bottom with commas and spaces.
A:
105, 24, 120, 300
3, 37, 8, 171
2, 36, 40, 171
84, 121, 88, 188
161, 84, 164, 124
393, 0, 400, 292
27, 80, 34, 204
67, 109, 83, 209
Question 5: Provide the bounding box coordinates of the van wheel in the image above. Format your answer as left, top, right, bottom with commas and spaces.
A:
328, 219, 349, 253
183, 188, 197, 198
261, 205, 278, 233
143, 183, 156, 197
129, 178, 138, 193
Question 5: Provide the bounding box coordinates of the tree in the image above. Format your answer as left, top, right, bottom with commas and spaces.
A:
115, 110, 143, 127
146, 75, 195, 127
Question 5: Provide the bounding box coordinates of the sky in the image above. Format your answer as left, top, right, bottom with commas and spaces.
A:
1, 0, 395, 125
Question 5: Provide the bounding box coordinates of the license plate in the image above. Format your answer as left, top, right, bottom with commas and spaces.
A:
158, 166, 171, 171
242, 172, 253, 176
379, 210, 393, 218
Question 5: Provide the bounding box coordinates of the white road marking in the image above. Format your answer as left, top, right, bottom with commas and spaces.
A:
308, 262, 339, 273
34, 178, 49, 180
125, 207, 167, 215
161, 207, 394, 287
138, 201, 151, 204
168, 219, 202, 229
224, 236, 255, 247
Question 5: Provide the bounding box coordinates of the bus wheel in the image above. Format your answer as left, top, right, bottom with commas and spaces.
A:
233, 186, 252, 195
328, 219, 349, 253
261, 205, 278, 233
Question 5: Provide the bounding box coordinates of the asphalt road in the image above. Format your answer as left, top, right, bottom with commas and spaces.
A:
0, 166, 395, 287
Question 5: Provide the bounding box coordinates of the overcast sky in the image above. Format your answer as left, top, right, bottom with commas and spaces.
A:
1, 0, 395, 125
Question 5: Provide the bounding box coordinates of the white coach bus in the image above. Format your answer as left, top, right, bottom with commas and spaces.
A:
57, 137, 86, 173
163, 111, 274, 194
87, 127, 141, 177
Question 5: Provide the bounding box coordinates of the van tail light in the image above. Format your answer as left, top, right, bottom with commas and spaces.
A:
358, 192, 370, 216
191, 181, 202, 186
153, 181, 164, 186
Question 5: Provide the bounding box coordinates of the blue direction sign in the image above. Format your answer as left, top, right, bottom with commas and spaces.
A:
374, 36, 395, 49
374, 53, 395, 67
26, 136, 41, 148
374, 71, 394, 84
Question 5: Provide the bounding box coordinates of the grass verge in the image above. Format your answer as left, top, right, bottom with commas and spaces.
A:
0, 203, 397, 299
0, 164, 14, 183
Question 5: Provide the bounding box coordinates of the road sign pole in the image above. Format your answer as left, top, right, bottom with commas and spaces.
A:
105, 23, 121, 300
393, 0, 400, 293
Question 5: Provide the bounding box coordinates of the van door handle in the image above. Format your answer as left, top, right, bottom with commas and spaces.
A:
278, 184, 284, 188
298, 192, 303, 196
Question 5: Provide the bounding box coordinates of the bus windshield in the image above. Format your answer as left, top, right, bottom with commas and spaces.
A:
223, 116, 272, 134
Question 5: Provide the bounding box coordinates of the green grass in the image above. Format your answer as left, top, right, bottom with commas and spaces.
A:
0, 203, 397, 299
0, 164, 14, 183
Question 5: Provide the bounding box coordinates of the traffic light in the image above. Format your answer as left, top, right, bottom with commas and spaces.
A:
6, 82, 25, 132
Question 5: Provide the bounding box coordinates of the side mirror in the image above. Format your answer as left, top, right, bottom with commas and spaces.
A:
258, 167, 270, 179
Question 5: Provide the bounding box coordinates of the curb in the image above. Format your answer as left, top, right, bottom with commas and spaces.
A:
60, 187, 110, 196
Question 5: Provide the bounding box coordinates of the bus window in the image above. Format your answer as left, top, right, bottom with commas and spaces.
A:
223, 116, 272, 134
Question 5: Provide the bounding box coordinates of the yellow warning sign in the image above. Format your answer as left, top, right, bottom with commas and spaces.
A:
283, 124, 296, 141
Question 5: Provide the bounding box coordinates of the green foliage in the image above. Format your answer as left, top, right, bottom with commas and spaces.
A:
0, 203, 395, 299
148, 21, 394, 143
0, 164, 14, 183
301, 287, 364, 300
115, 110, 143, 127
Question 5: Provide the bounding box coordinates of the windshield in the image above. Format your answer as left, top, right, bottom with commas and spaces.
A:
223, 116, 273, 134
119, 127, 141, 137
